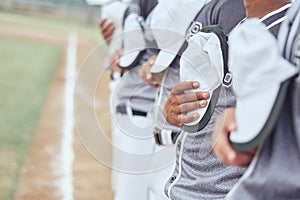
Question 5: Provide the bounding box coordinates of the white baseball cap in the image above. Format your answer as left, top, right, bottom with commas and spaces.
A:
101, 1, 129, 56
119, 13, 146, 69
150, 0, 206, 73
229, 19, 298, 152
180, 30, 224, 133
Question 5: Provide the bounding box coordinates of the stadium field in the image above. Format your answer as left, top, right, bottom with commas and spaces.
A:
0, 36, 61, 199
0, 9, 113, 200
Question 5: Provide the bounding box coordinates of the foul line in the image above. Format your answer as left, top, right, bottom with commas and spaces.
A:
58, 32, 77, 200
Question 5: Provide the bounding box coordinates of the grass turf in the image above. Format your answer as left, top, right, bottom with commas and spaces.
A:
0, 36, 61, 200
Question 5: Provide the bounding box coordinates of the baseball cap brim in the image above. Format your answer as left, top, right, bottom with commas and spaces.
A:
101, 2, 128, 56
228, 18, 298, 152
119, 13, 146, 69
150, 50, 177, 73
119, 49, 145, 69
150, 38, 186, 73
230, 79, 292, 152
179, 32, 224, 133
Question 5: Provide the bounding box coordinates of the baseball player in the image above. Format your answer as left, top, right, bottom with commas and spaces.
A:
212, 0, 300, 199
138, 1, 210, 199
160, 0, 248, 199
138, 1, 244, 199
98, 1, 130, 192
97, 1, 174, 199
106, 0, 179, 200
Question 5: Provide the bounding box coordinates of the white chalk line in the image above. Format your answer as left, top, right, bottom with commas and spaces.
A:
57, 32, 77, 200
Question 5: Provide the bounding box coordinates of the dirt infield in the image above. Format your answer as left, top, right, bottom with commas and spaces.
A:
0, 12, 114, 200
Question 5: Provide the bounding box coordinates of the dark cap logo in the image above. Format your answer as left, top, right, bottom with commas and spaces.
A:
186, 21, 202, 41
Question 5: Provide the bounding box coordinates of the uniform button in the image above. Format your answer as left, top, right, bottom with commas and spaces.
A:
177, 142, 181, 150
170, 175, 176, 183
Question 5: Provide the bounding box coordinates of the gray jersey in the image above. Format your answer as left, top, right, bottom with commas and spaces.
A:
117, 0, 159, 113
117, 49, 158, 113
228, 2, 300, 199
164, 0, 246, 199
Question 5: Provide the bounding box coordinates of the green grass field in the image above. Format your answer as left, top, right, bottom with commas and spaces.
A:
0, 36, 61, 200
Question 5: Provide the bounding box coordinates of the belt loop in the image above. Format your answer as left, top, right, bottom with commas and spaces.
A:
126, 103, 133, 117
153, 127, 181, 146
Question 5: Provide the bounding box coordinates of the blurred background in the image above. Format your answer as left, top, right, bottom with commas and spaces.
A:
0, 0, 113, 199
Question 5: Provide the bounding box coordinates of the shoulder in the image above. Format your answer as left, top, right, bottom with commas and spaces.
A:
213, 0, 246, 35
189, 0, 245, 37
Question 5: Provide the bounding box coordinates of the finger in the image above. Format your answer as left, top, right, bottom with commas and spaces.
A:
151, 71, 165, 85
149, 56, 157, 66
166, 114, 181, 127
212, 115, 234, 163
141, 72, 150, 83
175, 92, 210, 104
173, 100, 207, 114
102, 24, 115, 39
213, 121, 253, 167
165, 111, 200, 127
164, 97, 174, 119
110, 55, 119, 65
149, 82, 159, 88
248, 148, 257, 155
138, 67, 144, 79
99, 18, 107, 28
139, 65, 151, 83
104, 26, 115, 41
213, 129, 235, 164
165, 113, 181, 127
146, 73, 152, 80
103, 25, 115, 36
102, 22, 114, 32
226, 151, 254, 167
172, 82, 200, 95
117, 49, 124, 57
180, 113, 200, 124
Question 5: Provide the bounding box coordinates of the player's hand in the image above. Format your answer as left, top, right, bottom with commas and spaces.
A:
108, 49, 125, 74
99, 18, 115, 44
163, 81, 210, 127
212, 107, 256, 167
138, 56, 165, 88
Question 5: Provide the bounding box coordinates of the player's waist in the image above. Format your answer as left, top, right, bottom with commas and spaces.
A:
153, 127, 182, 146
116, 104, 147, 117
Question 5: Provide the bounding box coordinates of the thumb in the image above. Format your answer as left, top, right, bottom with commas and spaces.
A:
227, 121, 237, 132
146, 73, 152, 80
